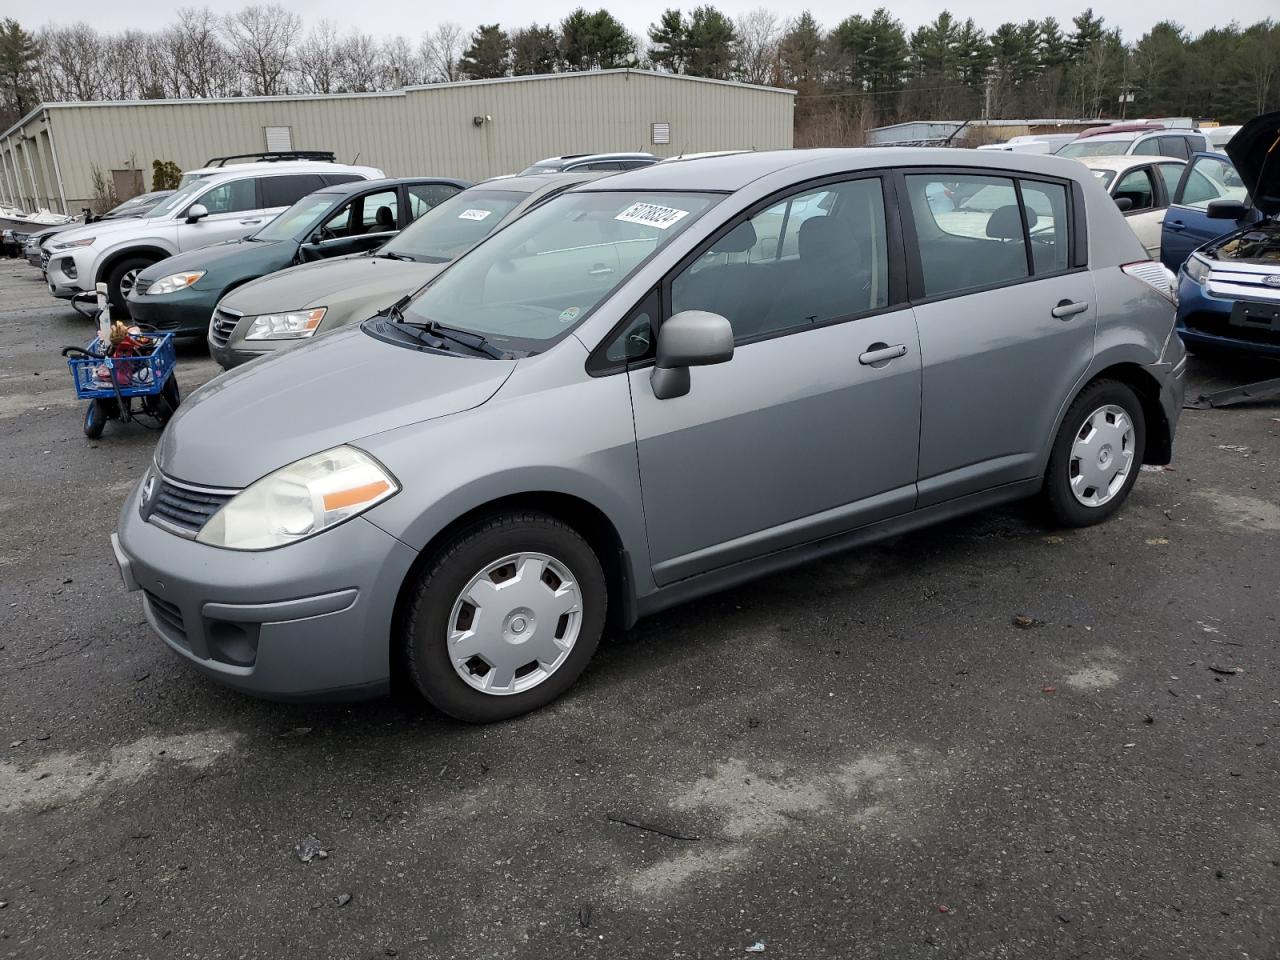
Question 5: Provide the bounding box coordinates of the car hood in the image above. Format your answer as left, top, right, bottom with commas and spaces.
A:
155, 324, 516, 487
136, 238, 289, 283
49, 215, 162, 247
220, 254, 445, 327
1226, 111, 1280, 217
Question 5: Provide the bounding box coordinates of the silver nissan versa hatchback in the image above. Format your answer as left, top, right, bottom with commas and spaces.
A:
112, 149, 1186, 722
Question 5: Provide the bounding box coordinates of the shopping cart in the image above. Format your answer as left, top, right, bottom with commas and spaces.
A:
61, 292, 181, 438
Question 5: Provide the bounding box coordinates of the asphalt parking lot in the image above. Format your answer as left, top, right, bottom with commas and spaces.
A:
1, 257, 1279, 960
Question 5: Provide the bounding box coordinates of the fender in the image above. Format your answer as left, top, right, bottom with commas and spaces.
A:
92, 238, 180, 285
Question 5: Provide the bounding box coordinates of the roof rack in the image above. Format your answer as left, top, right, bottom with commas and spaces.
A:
201, 150, 337, 167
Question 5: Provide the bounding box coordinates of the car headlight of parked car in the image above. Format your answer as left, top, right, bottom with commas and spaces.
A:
52, 236, 95, 250
243, 307, 327, 340
147, 270, 205, 295
196, 445, 399, 551
1183, 255, 1210, 286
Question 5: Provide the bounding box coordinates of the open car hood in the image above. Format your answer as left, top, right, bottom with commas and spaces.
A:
1227, 111, 1280, 217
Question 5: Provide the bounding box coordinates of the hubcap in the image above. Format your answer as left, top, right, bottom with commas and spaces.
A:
1068, 403, 1135, 508
447, 552, 583, 696
119, 268, 140, 298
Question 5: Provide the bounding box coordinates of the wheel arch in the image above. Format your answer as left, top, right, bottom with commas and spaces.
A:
94, 245, 172, 286
388, 490, 637, 690
1086, 362, 1172, 465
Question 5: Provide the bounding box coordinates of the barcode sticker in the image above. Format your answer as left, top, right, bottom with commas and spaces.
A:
614, 202, 689, 230
458, 209, 492, 221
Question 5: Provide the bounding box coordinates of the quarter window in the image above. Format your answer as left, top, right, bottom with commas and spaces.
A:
905, 173, 1030, 297
670, 178, 889, 342
1019, 180, 1070, 274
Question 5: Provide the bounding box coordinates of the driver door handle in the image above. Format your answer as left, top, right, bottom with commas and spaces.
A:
239, 218, 263, 225
858, 343, 907, 365
1167, 219, 1186, 231
588, 264, 614, 277
1051, 299, 1089, 320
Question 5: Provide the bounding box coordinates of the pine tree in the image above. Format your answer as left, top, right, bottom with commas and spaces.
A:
459, 24, 510, 79
0, 18, 41, 126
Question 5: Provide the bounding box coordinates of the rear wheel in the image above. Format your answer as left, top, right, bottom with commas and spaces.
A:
105, 255, 155, 317
402, 511, 607, 723
83, 399, 108, 438
1042, 379, 1146, 527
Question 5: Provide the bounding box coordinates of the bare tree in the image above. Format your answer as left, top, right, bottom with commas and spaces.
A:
40, 24, 107, 102
222, 3, 302, 96
337, 32, 383, 92
734, 8, 781, 85
380, 35, 421, 87
421, 22, 465, 82
296, 19, 340, 93
169, 7, 238, 97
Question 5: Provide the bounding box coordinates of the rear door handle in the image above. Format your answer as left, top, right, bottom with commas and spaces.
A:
239, 218, 263, 225
858, 343, 908, 365
1051, 299, 1089, 320
1167, 220, 1186, 231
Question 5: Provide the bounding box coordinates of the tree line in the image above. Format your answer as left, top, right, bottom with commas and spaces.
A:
1, 6, 1277, 139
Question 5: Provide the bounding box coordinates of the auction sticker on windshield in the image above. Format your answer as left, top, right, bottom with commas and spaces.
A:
615, 202, 690, 230
458, 209, 493, 221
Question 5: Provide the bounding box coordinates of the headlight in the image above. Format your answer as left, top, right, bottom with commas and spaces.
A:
53, 236, 95, 250
196, 446, 398, 551
147, 270, 205, 295
1183, 255, 1210, 286
243, 307, 327, 340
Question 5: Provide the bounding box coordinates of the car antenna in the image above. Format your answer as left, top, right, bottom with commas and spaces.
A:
351, 152, 361, 165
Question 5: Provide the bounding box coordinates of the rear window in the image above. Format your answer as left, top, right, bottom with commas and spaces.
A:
906, 173, 1071, 298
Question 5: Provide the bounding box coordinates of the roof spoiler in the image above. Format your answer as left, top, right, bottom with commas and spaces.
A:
201, 150, 337, 167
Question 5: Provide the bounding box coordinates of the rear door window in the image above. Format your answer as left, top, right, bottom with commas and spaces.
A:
1132, 137, 1162, 156
260, 174, 326, 208
1018, 180, 1070, 274
905, 173, 1030, 297
1157, 136, 1190, 160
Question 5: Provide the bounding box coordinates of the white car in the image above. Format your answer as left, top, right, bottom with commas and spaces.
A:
1083, 155, 1186, 259
45, 160, 384, 312
1057, 126, 1208, 162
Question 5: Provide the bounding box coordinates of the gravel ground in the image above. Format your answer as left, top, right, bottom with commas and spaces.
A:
1, 257, 1279, 959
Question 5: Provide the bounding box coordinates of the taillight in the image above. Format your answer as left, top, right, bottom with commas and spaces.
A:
1121, 261, 1178, 305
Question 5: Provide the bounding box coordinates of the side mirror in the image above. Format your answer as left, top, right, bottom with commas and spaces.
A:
1113, 196, 1133, 212
1207, 199, 1248, 220
650, 310, 734, 400
186, 203, 209, 223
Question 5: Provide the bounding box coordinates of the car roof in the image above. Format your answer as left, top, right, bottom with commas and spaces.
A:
531, 152, 656, 165
183, 161, 383, 180
1082, 155, 1185, 172
313, 176, 472, 198
473, 170, 612, 195
581, 147, 1104, 194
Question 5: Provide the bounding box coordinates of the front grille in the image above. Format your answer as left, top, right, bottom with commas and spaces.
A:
40, 251, 49, 269
1183, 310, 1280, 347
144, 590, 187, 644
209, 307, 242, 347
148, 475, 236, 537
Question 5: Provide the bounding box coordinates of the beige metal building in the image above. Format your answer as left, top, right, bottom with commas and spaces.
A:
0, 70, 794, 215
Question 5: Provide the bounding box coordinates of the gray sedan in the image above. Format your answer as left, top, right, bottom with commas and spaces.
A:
114, 148, 1185, 722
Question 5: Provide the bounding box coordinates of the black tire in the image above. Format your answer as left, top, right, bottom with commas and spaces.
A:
402, 511, 607, 723
83, 400, 107, 438
1042, 379, 1146, 527
105, 255, 155, 316
147, 375, 181, 423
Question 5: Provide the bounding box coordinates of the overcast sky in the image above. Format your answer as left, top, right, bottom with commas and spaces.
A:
39, 0, 1274, 42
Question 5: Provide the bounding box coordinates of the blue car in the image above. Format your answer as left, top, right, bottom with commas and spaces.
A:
1161, 115, 1280, 358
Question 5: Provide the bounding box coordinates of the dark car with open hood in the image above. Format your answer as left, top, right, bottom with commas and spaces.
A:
1171, 111, 1280, 358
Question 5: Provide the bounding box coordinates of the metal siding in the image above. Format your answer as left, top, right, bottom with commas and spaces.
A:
7, 73, 791, 208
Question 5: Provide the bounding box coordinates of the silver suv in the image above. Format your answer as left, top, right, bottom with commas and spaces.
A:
113, 148, 1185, 722
45, 160, 384, 312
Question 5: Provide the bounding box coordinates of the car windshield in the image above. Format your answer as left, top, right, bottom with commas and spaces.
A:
400, 190, 719, 354
518, 162, 563, 175
145, 180, 209, 219
252, 194, 339, 242
1057, 139, 1134, 158
177, 172, 214, 188
380, 189, 525, 263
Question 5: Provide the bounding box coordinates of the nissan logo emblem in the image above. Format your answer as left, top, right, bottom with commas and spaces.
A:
139, 474, 158, 519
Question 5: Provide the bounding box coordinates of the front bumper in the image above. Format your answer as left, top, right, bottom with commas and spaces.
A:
44, 248, 94, 298
114, 478, 419, 701
1176, 271, 1280, 359
127, 287, 218, 338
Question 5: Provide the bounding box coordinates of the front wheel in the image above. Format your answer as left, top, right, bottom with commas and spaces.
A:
105, 255, 155, 316
1042, 379, 1146, 527
83, 399, 109, 438
402, 511, 607, 723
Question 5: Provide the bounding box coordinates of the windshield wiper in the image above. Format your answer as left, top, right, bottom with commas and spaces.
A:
378, 251, 416, 261
424, 321, 512, 360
